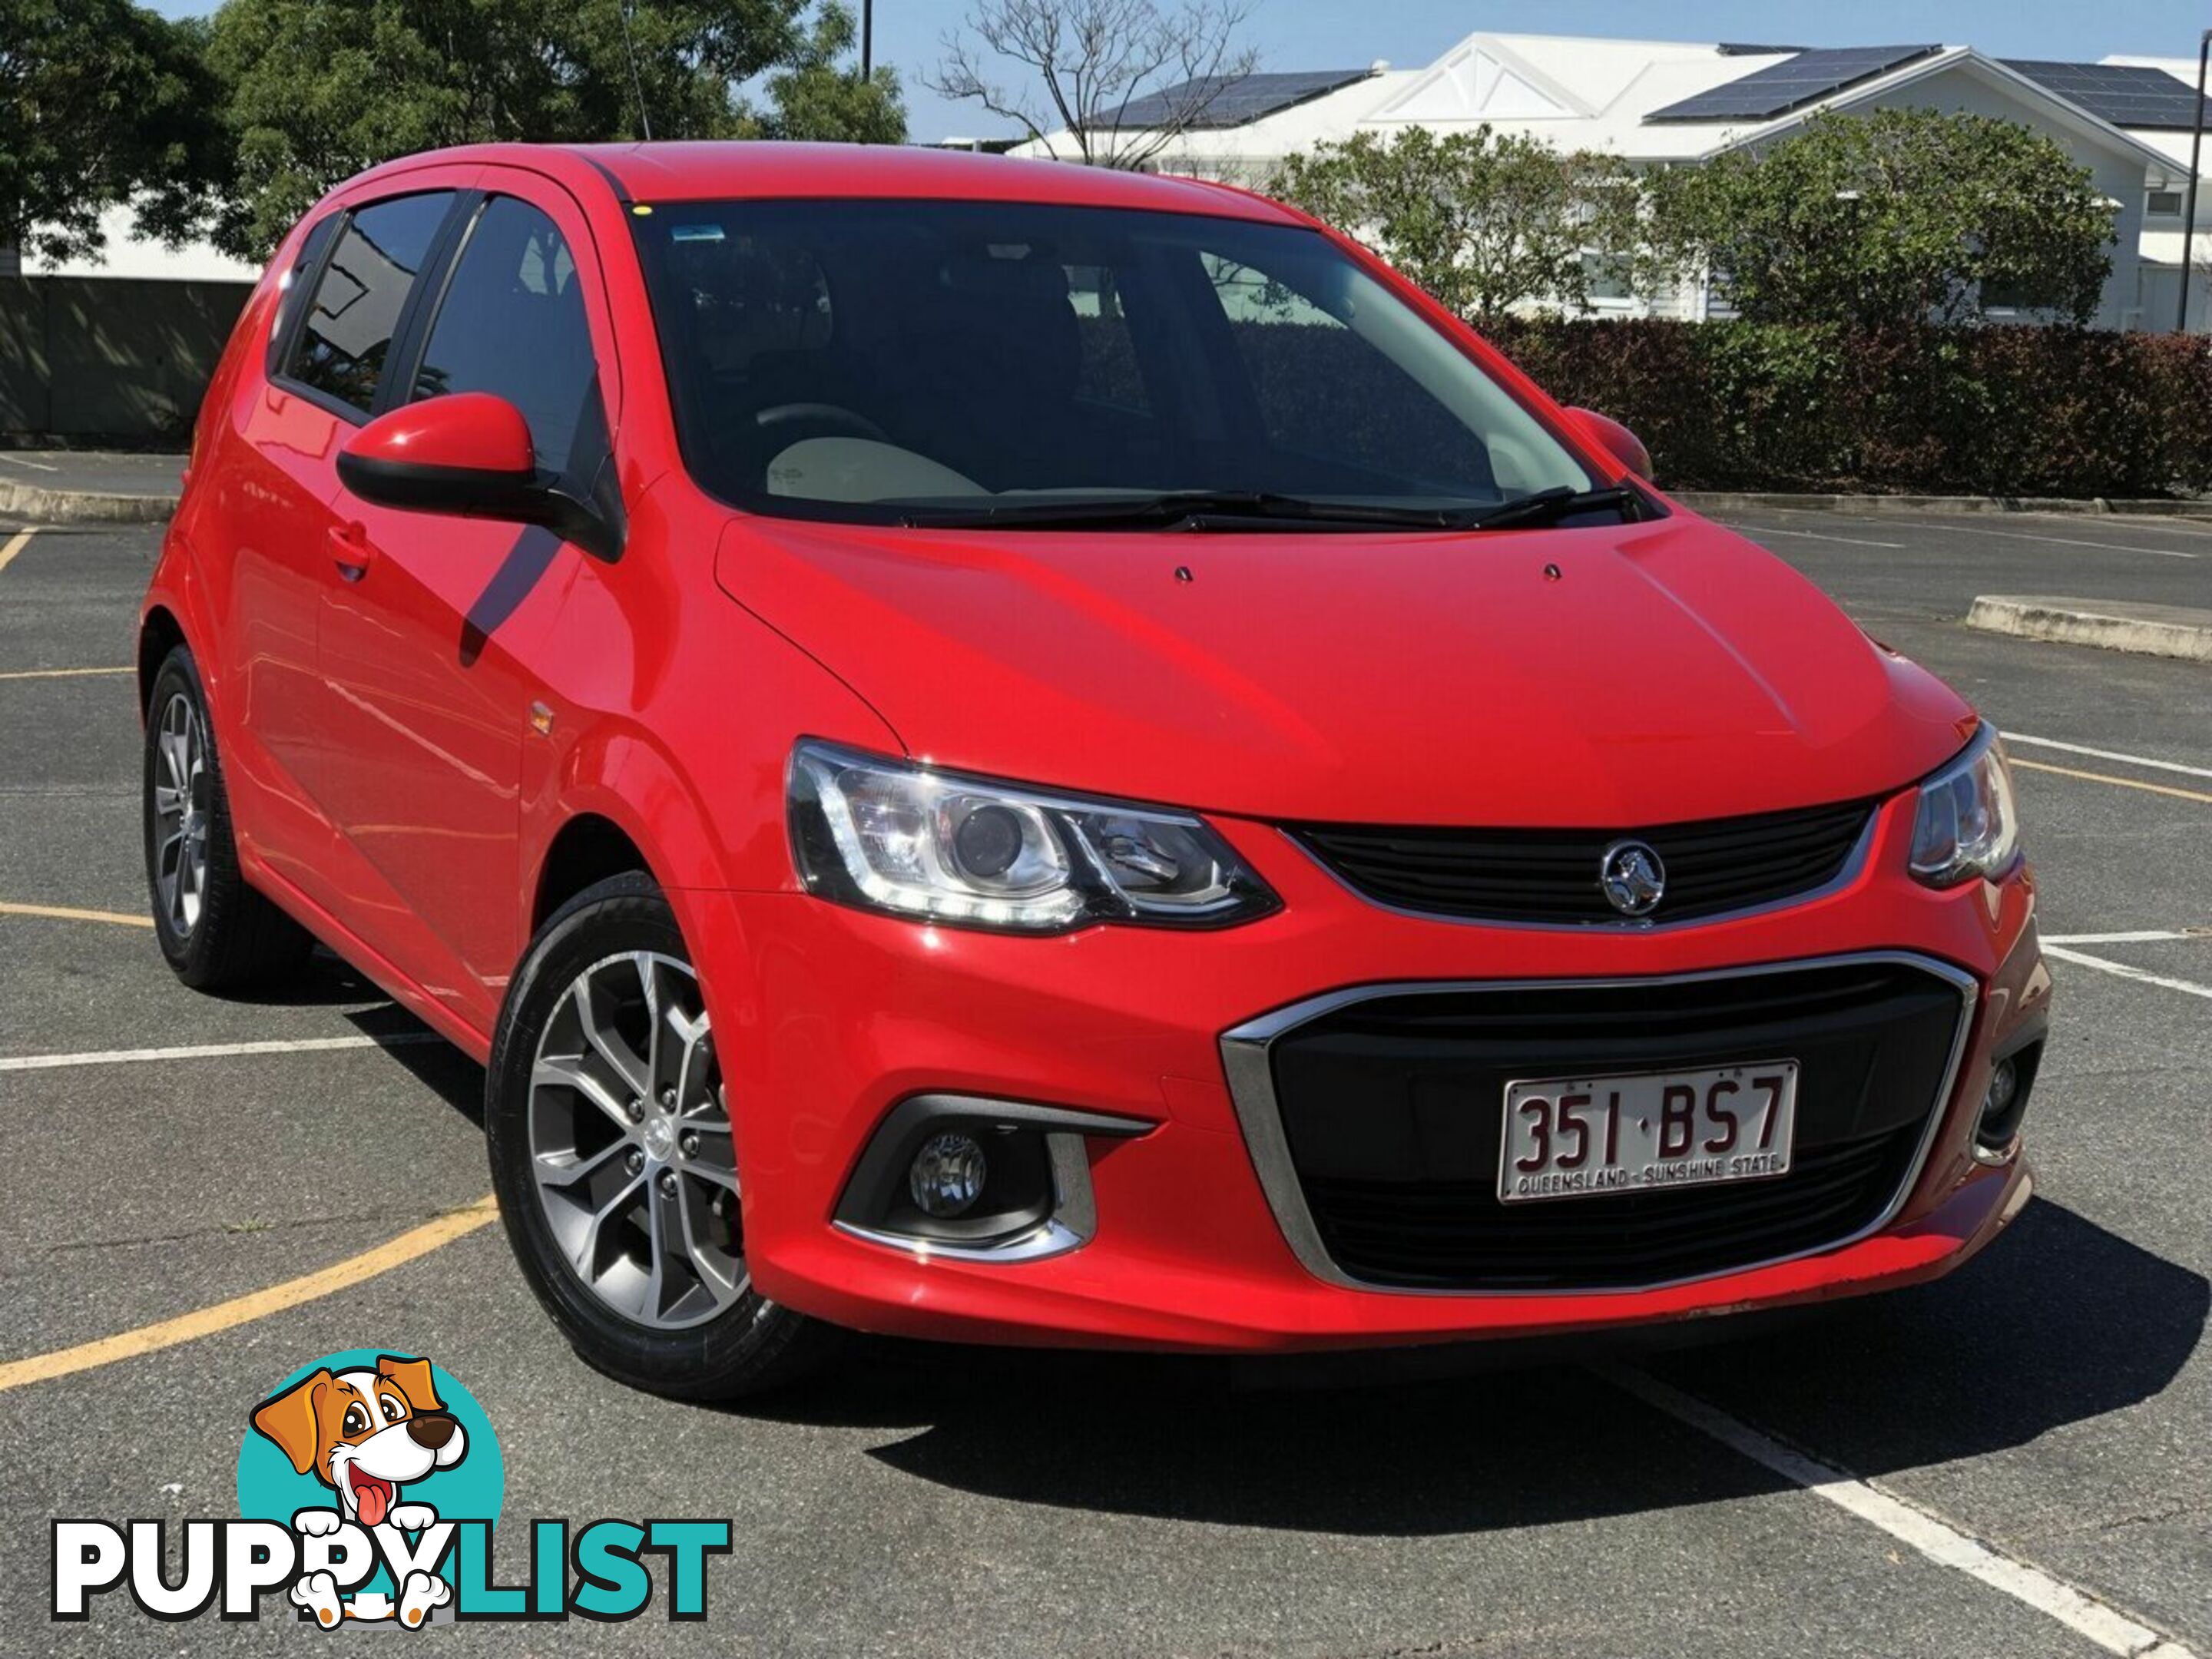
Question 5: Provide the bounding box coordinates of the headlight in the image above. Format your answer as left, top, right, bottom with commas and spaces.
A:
787, 741, 1280, 932
1909, 726, 2022, 887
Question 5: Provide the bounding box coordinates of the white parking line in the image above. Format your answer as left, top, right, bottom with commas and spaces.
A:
1764, 508, 2201, 560
0, 527, 35, 576
2042, 930, 2207, 945
1934, 524, 2200, 560
2041, 945, 2212, 1003
0, 665, 133, 683
1739, 524, 1908, 550
2003, 734, 2212, 782
0, 454, 58, 472
1604, 1367, 2203, 1659
0, 1032, 445, 1074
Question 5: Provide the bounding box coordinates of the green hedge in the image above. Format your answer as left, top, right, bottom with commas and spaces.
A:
1483, 318, 2212, 498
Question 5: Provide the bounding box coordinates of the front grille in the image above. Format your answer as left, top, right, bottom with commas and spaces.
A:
1251, 959, 1966, 1291
1292, 799, 1873, 926
1303, 1128, 1919, 1290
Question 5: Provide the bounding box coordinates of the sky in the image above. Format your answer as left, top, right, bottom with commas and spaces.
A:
148, 0, 2212, 144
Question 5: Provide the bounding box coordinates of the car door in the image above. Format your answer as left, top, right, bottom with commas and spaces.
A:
316, 183, 621, 1037
217, 190, 457, 903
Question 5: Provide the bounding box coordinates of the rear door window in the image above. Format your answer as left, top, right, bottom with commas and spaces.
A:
285, 192, 454, 417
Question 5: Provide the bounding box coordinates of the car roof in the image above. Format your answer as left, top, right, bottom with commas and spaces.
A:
343, 141, 1303, 225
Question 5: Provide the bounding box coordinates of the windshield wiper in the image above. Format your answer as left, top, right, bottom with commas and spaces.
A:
1469, 485, 1640, 530
901, 485, 1646, 533
899, 491, 1489, 531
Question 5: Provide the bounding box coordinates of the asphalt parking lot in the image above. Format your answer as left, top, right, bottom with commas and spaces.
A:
2, 505, 2207, 1657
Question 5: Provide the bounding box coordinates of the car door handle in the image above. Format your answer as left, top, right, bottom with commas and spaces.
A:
328, 523, 373, 581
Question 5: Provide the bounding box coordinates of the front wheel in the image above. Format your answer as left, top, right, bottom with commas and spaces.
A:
485, 873, 839, 1398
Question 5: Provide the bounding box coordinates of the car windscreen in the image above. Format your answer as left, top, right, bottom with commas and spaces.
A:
630, 197, 1600, 526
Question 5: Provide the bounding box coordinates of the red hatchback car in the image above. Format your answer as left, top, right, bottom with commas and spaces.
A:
141, 143, 2049, 1396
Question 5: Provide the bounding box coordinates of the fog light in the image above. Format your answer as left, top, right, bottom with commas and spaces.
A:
1985, 1056, 2018, 1119
1975, 1042, 2038, 1157
909, 1131, 988, 1217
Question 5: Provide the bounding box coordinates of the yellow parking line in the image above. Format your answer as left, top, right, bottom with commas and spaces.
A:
0, 899, 153, 929
0, 1195, 500, 1392
0, 527, 35, 575
0, 664, 131, 681
2011, 757, 2212, 806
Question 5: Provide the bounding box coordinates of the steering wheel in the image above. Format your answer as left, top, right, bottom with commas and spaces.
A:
753, 402, 889, 444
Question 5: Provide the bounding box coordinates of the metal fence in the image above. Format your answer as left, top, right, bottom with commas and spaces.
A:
0, 277, 253, 443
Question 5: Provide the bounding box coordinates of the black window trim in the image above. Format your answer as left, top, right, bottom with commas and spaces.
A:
265, 210, 343, 384
269, 187, 472, 428
374, 190, 485, 420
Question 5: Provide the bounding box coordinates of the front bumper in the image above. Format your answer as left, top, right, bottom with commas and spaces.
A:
675, 793, 2049, 1353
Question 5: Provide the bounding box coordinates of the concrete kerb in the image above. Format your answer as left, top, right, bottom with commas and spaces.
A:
1965, 594, 2212, 663
0, 479, 176, 525
1673, 490, 2212, 521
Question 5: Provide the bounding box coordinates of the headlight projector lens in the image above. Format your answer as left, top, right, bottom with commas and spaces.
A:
952, 803, 1026, 880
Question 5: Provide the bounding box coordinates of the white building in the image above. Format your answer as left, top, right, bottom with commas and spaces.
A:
2094, 56, 2212, 329
1022, 32, 2198, 330
10, 203, 257, 283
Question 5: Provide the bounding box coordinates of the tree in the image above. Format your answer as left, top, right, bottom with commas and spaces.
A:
929, 0, 1257, 170
1266, 125, 1644, 323
205, 0, 904, 263
0, 0, 230, 263
763, 3, 906, 145
1644, 108, 2116, 329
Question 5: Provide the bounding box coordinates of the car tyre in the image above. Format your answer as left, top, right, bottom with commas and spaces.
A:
142, 645, 316, 989
486, 872, 841, 1399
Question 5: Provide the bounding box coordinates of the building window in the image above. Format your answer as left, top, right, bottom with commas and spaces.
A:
2149, 189, 2186, 218
1982, 279, 2061, 314
1581, 251, 1634, 303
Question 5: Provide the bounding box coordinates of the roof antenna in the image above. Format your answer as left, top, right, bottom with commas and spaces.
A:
616, 0, 654, 141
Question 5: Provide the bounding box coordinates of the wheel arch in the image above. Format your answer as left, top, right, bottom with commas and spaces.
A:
137, 604, 188, 720
517, 733, 785, 1065
139, 518, 220, 729
530, 811, 657, 932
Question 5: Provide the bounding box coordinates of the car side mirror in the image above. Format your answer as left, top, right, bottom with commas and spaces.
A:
336, 392, 621, 562
1567, 407, 1654, 484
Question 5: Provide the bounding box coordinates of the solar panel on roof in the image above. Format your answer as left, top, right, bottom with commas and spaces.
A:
2002, 60, 2212, 130
1105, 68, 1370, 131
1646, 44, 1942, 123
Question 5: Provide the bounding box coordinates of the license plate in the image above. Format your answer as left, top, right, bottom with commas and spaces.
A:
1498, 1061, 1798, 1204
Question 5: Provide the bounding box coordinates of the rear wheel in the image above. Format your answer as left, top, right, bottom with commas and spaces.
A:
485, 873, 839, 1398
141, 646, 314, 989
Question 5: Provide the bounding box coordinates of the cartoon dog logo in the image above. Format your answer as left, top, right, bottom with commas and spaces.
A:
250, 1356, 467, 1627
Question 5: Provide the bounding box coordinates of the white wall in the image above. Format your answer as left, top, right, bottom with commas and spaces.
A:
20, 204, 259, 283
2138, 263, 2212, 333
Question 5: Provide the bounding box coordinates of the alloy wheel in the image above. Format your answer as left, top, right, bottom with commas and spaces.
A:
151, 691, 210, 939
526, 950, 746, 1330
